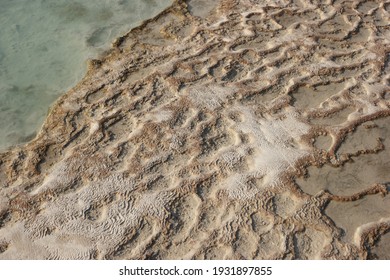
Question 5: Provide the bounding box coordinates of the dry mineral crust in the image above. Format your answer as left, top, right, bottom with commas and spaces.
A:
0, 0, 390, 259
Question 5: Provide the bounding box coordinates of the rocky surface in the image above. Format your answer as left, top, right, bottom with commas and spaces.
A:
0, 0, 389, 259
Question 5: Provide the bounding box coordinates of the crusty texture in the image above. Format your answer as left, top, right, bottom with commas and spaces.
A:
0, 0, 389, 259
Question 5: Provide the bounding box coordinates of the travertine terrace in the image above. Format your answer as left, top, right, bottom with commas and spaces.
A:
0, 0, 389, 259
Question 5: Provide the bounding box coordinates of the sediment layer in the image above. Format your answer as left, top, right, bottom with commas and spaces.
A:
0, 0, 389, 259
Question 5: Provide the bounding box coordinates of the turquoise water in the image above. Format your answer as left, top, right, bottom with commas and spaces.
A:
0, 0, 172, 150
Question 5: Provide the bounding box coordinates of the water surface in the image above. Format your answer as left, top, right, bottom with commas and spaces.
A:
0, 0, 172, 151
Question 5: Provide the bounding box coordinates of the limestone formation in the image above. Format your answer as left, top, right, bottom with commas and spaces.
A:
0, 0, 389, 259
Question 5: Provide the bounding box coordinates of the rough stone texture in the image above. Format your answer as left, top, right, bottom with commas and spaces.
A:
0, 0, 389, 259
